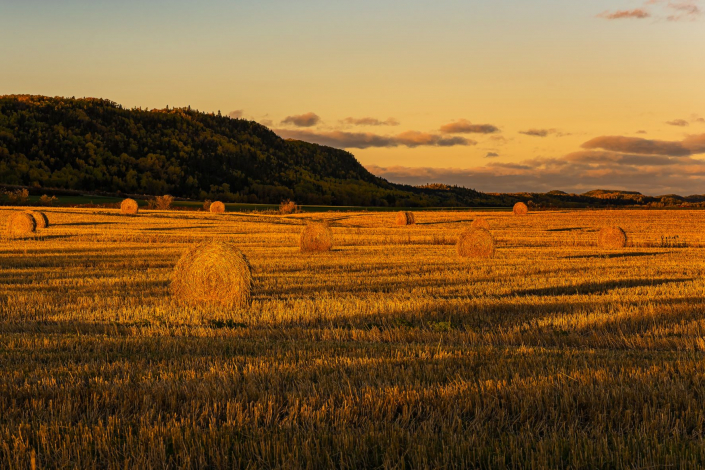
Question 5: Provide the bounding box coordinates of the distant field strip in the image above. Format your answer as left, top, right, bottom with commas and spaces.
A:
2, 208, 705, 468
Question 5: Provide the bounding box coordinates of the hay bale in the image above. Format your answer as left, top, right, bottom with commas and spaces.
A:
6, 212, 36, 236
456, 228, 495, 258
121, 198, 139, 215
300, 222, 333, 253
170, 241, 253, 308
598, 226, 627, 248
210, 201, 225, 213
28, 211, 49, 229
513, 202, 528, 216
471, 218, 490, 230
396, 211, 415, 226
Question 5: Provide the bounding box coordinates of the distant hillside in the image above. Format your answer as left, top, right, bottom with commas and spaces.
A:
1, 95, 703, 208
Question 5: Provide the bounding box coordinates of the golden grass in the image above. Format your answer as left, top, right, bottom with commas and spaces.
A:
456, 227, 495, 258
300, 221, 333, 252
2, 206, 705, 467
513, 202, 528, 215
209, 201, 225, 213
598, 226, 628, 248
120, 198, 139, 214
5, 211, 36, 236
170, 240, 252, 308
395, 211, 415, 225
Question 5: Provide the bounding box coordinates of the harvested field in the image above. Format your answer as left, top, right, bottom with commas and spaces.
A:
3, 207, 705, 468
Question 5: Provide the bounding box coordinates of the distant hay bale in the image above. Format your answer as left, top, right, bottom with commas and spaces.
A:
598, 226, 627, 248
210, 201, 225, 213
471, 218, 490, 230
121, 198, 139, 215
28, 211, 49, 229
170, 241, 253, 308
6, 212, 36, 236
456, 228, 495, 259
396, 211, 415, 226
300, 222, 333, 253
513, 202, 528, 216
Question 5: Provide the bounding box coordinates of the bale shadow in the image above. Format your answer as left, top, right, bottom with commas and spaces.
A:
564, 252, 668, 260
509, 278, 692, 298
56, 222, 119, 226
546, 227, 584, 232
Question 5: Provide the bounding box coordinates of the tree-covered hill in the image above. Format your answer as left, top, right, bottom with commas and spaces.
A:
0, 95, 491, 206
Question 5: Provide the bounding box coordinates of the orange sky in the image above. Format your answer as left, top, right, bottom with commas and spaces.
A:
1, 0, 704, 194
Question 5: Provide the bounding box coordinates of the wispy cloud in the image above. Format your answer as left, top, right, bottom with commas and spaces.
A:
275, 129, 474, 149
580, 135, 698, 156
340, 117, 400, 126
439, 119, 500, 134
597, 8, 651, 19
228, 110, 244, 119
485, 152, 500, 158
281, 112, 321, 127
666, 119, 690, 126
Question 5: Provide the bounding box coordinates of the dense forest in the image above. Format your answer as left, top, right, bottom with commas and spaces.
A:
1, 95, 704, 208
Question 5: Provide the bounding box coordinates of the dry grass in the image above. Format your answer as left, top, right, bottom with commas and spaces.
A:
120, 198, 139, 215
279, 199, 299, 215
3, 206, 705, 468
513, 202, 528, 215
28, 211, 49, 229
209, 201, 225, 213
456, 227, 495, 258
170, 241, 252, 308
395, 211, 415, 225
300, 221, 333, 252
599, 226, 628, 248
5, 211, 36, 236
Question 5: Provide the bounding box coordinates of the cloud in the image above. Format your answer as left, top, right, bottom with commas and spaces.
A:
485, 152, 500, 158
439, 119, 500, 134
580, 135, 694, 156
228, 110, 244, 119
341, 117, 400, 126
281, 112, 321, 127
259, 119, 274, 127
519, 128, 553, 137
274, 129, 474, 149
597, 8, 651, 19
664, 0, 701, 20
693, 117, 705, 124
636, 130, 647, 134
666, 119, 689, 127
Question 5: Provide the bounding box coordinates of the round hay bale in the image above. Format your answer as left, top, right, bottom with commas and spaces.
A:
121, 198, 139, 215
28, 211, 49, 229
6, 212, 36, 236
598, 226, 627, 248
471, 217, 490, 230
210, 201, 226, 213
456, 228, 495, 259
300, 222, 333, 253
396, 211, 415, 226
513, 202, 528, 216
170, 241, 253, 308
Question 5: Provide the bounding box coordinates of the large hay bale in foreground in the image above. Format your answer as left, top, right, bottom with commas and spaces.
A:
210, 201, 225, 213
6, 212, 36, 236
300, 222, 333, 253
28, 211, 49, 229
598, 226, 627, 248
396, 211, 415, 226
471, 218, 490, 230
513, 202, 528, 216
121, 198, 139, 215
170, 241, 253, 308
457, 228, 495, 258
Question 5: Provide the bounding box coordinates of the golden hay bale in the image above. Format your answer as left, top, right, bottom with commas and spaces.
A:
598, 226, 627, 248
300, 222, 333, 253
28, 211, 49, 229
170, 241, 253, 308
210, 201, 226, 213
456, 228, 495, 259
121, 198, 139, 215
471, 217, 490, 230
6, 212, 36, 236
513, 202, 528, 216
396, 211, 415, 226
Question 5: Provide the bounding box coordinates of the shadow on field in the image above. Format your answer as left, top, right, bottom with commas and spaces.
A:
509, 278, 692, 298
56, 222, 120, 227
545, 227, 584, 232
563, 252, 668, 260
416, 220, 474, 226
141, 225, 219, 232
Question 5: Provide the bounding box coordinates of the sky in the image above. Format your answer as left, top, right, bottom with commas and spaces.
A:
1, 0, 704, 195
